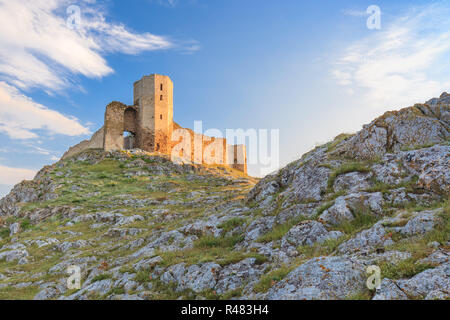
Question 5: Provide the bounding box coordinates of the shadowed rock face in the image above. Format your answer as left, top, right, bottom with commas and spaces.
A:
0, 94, 448, 301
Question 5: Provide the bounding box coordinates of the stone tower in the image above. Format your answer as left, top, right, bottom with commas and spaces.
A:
133, 74, 174, 154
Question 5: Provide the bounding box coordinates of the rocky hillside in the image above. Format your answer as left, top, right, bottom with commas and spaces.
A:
0, 94, 448, 300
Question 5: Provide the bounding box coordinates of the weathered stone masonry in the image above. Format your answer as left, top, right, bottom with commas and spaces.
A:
62, 74, 247, 174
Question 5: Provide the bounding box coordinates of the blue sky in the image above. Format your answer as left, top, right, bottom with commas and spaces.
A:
1, 0, 450, 197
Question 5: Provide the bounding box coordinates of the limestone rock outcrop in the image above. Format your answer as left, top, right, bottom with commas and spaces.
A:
0, 93, 448, 300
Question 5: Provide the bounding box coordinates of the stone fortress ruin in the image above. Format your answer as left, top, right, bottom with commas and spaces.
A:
62, 74, 247, 174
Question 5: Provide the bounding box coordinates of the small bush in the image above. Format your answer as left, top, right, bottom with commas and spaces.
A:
0, 228, 10, 238
20, 218, 32, 231
379, 259, 433, 280
135, 270, 152, 284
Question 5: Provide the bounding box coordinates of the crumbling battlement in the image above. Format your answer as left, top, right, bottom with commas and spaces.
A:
62, 74, 247, 174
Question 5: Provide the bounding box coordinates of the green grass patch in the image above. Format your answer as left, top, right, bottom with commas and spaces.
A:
386, 201, 449, 260
157, 245, 267, 268
336, 212, 380, 235
20, 218, 32, 231
379, 258, 434, 280
315, 201, 335, 216
146, 280, 194, 300
253, 266, 294, 293
106, 287, 125, 296
220, 287, 244, 300
257, 215, 311, 243
345, 291, 373, 300
400, 142, 438, 152
326, 133, 354, 153
0, 286, 40, 300
135, 270, 152, 284
91, 274, 112, 282
333, 201, 381, 236
364, 180, 395, 194
337, 214, 380, 235
0, 227, 9, 239
119, 266, 135, 274
194, 234, 244, 249
218, 218, 246, 233
324, 190, 347, 202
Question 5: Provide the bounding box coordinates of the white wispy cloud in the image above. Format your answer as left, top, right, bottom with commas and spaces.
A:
0, 165, 36, 185
333, 3, 450, 109
0, 0, 187, 140
0, 82, 90, 139
0, 0, 175, 91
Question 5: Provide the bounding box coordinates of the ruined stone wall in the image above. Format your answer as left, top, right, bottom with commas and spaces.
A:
104, 102, 137, 151
231, 144, 247, 173
171, 122, 247, 173
61, 127, 105, 160
203, 137, 227, 165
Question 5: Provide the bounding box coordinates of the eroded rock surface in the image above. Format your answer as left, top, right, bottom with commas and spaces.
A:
0, 94, 448, 300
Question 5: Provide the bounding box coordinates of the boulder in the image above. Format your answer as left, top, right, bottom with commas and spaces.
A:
265, 256, 366, 300
281, 220, 343, 249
